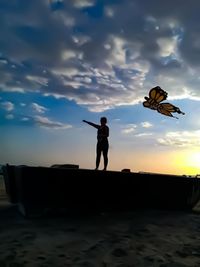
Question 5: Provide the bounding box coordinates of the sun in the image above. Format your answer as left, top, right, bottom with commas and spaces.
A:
172, 150, 200, 175
187, 152, 200, 168
182, 151, 200, 175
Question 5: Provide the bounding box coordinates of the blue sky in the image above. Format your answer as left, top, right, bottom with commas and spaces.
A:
1, 0, 200, 174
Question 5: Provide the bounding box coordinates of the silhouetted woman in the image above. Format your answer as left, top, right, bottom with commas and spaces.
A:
83, 117, 109, 170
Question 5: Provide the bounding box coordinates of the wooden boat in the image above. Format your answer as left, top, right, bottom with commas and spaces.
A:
2, 164, 200, 217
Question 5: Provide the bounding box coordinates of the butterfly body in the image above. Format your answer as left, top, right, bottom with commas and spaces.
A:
143, 96, 162, 110
143, 86, 185, 119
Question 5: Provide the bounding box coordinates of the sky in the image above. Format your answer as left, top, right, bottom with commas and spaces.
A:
1, 0, 200, 175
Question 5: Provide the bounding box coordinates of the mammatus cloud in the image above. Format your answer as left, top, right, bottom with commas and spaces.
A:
157, 131, 200, 147
0, 101, 14, 111
1, 1, 200, 111
31, 103, 48, 113
34, 115, 72, 130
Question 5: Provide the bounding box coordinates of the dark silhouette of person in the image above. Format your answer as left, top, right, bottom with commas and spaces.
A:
83, 117, 109, 170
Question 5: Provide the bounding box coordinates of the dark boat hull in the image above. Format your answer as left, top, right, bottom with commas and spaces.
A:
2, 164, 18, 203
3, 165, 200, 217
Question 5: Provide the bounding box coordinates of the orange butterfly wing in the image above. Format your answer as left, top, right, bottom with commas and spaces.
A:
157, 103, 175, 118
143, 86, 168, 110
143, 101, 150, 108
157, 103, 185, 119
149, 86, 168, 103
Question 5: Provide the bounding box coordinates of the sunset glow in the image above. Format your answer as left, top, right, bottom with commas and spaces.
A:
1, 1, 200, 175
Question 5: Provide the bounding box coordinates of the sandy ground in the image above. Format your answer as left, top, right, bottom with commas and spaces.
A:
1, 176, 200, 267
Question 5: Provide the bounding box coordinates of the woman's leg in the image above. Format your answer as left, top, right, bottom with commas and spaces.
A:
103, 143, 109, 170
96, 143, 101, 170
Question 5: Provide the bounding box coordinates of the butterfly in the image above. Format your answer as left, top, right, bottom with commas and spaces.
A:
143, 86, 185, 119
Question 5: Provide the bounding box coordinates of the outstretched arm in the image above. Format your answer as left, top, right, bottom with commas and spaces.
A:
82, 120, 99, 129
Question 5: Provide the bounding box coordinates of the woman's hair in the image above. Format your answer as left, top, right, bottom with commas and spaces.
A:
100, 117, 107, 123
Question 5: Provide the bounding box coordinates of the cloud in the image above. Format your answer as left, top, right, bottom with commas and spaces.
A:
141, 121, 153, 128
31, 102, 48, 113
1, 1, 200, 111
34, 115, 72, 130
21, 117, 29, 121
26, 75, 48, 87
1, 101, 14, 111
135, 132, 153, 137
121, 121, 153, 137
157, 130, 200, 147
73, 0, 95, 8
121, 124, 137, 134
20, 103, 26, 107
5, 114, 14, 120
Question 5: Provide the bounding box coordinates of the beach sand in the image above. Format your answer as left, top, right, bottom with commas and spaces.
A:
1, 175, 200, 267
